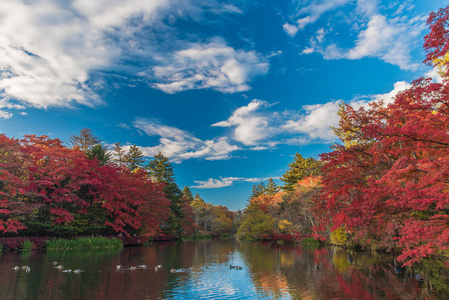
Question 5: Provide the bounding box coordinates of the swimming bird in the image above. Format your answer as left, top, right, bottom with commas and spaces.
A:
137, 265, 147, 269
116, 265, 122, 270
13, 266, 19, 271
237, 266, 242, 270
52, 261, 58, 266
154, 267, 159, 271
56, 265, 64, 270
62, 269, 72, 273
230, 265, 236, 269
73, 269, 84, 274
130, 266, 136, 271
157, 265, 162, 269
23, 266, 30, 272
170, 268, 176, 273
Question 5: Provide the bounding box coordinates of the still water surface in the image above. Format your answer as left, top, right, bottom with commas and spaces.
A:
0, 239, 443, 299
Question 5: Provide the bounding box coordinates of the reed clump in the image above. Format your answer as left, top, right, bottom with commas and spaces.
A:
46, 237, 123, 251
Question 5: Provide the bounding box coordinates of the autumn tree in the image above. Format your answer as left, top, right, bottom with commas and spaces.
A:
281, 153, 322, 192
70, 128, 100, 152
125, 144, 144, 171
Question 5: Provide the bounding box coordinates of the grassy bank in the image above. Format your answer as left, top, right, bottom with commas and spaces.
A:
46, 237, 123, 251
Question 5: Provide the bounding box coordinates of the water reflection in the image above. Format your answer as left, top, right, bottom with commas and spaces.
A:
0, 240, 443, 299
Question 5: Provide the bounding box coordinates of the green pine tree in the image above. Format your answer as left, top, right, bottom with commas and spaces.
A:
124, 144, 144, 171
147, 152, 183, 236
265, 178, 280, 195
281, 153, 322, 192
249, 182, 266, 199
86, 144, 112, 165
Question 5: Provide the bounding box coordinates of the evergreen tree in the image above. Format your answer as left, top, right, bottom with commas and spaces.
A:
182, 186, 194, 201
281, 153, 322, 192
124, 144, 144, 171
86, 144, 112, 165
249, 182, 266, 199
147, 152, 183, 235
265, 178, 280, 195
70, 128, 100, 152
112, 142, 127, 166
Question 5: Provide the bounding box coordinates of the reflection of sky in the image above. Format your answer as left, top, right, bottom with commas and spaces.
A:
165, 252, 292, 299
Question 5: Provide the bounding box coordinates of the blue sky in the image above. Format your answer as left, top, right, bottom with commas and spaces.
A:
1, 0, 447, 210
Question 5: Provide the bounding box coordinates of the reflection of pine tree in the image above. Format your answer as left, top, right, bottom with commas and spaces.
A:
147, 152, 183, 236
70, 128, 100, 152
124, 145, 144, 171
281, 153, 322, 192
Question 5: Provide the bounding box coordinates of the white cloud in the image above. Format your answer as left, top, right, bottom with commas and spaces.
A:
283, 23, 299, 37
285, 0, 351, 36
425, 68, 443, 84
284, 100, 342, 141
133, 118, 240, 163
0, 111, 12, 119
212, 99, 275, 145
152, 42, 269, 94
0, 0, 264, 110
283, 80, 412, 140
298, 1, 427, 70
191, 176, 272, 189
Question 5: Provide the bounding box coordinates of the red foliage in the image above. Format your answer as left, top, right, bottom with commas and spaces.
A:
315, 77, 449, 265
0, 134, 171, 236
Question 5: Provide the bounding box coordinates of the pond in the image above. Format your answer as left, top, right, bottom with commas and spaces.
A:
0, 239, 444, 299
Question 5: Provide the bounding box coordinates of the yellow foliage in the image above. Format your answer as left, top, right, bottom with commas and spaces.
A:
433, 52, 449, 78
330, 226, 348, 246
278, 219, 293, 234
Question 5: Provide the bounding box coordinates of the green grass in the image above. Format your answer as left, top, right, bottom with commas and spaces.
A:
219, 234, 232, 239
0, 243, 4, 253
46, 237, 123, 251
21, 240, 33, 252
300, 237, 322, 248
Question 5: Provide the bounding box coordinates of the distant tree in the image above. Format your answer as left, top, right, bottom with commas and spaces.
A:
112, 142, 127, 167
70, 128, 100, 152
86, 144, 112, 165
249, 182, 266, 199
182, 186, 194, 201
124, 144, 144, 171
281, 153, 322, 192
265, 178, 280, 195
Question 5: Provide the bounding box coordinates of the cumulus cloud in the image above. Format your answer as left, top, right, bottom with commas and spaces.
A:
0, 0, 266, 111
133, 118, 240, 163
212, 99, 276, 145
152, 42, 269, 94
284, 80, 412, 140
191, 176, 272, 189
